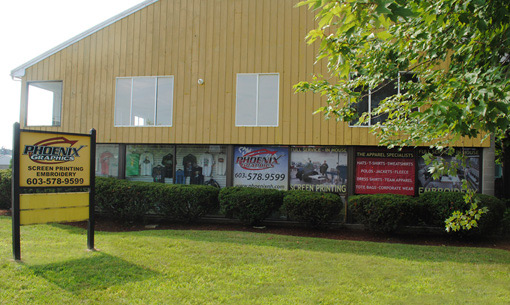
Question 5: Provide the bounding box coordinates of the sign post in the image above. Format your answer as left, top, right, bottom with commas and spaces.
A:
12, 123, 96, 261
87, 129, 96, 251
12, 124, 21, 261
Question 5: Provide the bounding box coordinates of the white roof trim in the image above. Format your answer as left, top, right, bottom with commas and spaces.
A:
10, 0, 159, 79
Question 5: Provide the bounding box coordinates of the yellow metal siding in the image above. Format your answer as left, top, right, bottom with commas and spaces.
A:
20, 0, 489, 148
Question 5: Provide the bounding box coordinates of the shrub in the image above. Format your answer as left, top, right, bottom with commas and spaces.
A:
0, 169, 11, 210
219, 187, 283, 226
348, 194, 414, 233
501, 208, 510, 236
95, 177, 154, 222
283, 190, 343, 228
0, 169, 12, 210
96, 178, 219, 223
417, 192, 506, 235
153, 184, 219, 223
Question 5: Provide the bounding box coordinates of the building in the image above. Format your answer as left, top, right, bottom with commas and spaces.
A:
0, 155, 11, 170
10, 0, 494, 197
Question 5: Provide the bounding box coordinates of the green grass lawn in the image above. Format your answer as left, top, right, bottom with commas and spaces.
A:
1, 216, 509, 304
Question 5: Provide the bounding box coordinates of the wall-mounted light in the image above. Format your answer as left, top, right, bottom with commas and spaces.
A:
197, 79, 204, 85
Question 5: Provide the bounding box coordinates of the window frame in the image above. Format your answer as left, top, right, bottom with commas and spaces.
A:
349, 72, 418, 128
114, 76, 174, 127
25, 80, 63, 127
235, 73, 280, 127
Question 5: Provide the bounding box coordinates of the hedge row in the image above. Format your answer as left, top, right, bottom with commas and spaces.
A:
0, 169, 11, 210
96, 180, 345, 227
218, 187, 344, 227
1, 172, 509, 235
349, 192, 507, 235
95, 177, 220, 223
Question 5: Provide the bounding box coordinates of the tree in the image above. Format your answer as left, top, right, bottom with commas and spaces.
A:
296, 0, 510, 231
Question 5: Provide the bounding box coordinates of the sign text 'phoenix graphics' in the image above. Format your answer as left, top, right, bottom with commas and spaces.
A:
20, 132, 91, 187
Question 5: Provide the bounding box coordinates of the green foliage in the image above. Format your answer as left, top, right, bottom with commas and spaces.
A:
219, 187, 284, 226
0, 169, 12, 210
95, 178, 154, 222
95, 178, 219, 223
297, 0, 510, 147
297, 0, 510, 231
153, 184, 219, 223
348, 194, 414, 233
283, 190, 344, 228
418, 192, 506, 235
501, 208, 510, 236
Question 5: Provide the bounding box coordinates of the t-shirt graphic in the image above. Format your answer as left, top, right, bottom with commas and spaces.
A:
100, 151, 114, 176
183, 154, 197, 177
199, 153, 214, 177
139, 152, 154, 176
175, 169, 185, 184
190, 166, 204, 185
126, 154, 140, 176
152, 165, 165, 183
162, 153, 173, 178
215, 153, 226, 176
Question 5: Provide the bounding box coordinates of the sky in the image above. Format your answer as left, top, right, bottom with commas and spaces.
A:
0, 0, 148, 149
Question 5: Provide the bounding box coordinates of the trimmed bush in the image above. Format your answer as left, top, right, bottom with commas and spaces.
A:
0, 169, 11, 210
219, 187, 284, 226
501, 208, 510, 236
348, 194, 414, 233
153, 184, 219, 223
283, 190, 343, 228
95, 177, 154, 222
417, 192, 506, 235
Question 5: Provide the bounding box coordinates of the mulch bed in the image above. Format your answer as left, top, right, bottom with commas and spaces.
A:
2, 209, 509, 251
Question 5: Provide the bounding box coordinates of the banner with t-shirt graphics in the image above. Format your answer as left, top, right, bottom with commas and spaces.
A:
234, 146, 289, 190
95, 144, 119, 177
125, 145, 175, 183
290, 146, 347, 194
417, 148, 480, 194
126, 153, 140, 176
176, 145, 227, 188
355, 150, 415, 196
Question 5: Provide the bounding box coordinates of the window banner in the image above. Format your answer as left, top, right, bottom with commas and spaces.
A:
355, 151, 415, 196
233, 146, 288, 190
417, 148, 480, 194
290, 147, 347, 194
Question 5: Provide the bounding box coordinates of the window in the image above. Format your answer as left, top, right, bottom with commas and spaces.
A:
350, 72, 418, 127
26, 81, 62, 126
114, 76, 174, 126
236, 73, 279, 127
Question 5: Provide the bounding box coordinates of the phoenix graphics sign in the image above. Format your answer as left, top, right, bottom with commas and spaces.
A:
233, 146, 288, 190
12, 124, 96, 261
19, 132, 91, 187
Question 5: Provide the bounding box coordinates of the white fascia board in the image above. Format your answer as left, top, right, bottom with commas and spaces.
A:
10, 0, 159, 80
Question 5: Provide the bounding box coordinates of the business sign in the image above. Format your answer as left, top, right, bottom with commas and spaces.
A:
12, 124, 96, 261
355, 151, 415, 196
233, 146, 288, 190
290, 146, 348, 194
19, 131, 91, 187
416, 148, 480, 194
